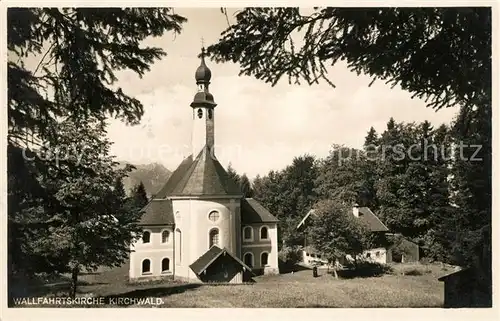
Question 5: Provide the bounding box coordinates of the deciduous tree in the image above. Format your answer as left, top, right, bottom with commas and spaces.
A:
24, 119, 141, 298
309, 199, 371, 278
252, 155, 319, 247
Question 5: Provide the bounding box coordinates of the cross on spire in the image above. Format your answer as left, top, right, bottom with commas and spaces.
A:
201, 37, 205, 49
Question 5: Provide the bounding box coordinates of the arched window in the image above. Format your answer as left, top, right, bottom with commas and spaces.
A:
261, 252, 269, 266
260, 226, 268, 240
162, 258, 170, 272
243, 226, 253, 241
209, 228, 219, 248
197, 108, 203, 119
208, 108, 213, 119
161, 230, 170, 243
175, 229, 182, 264
142, 231, 151, 243
208, 210, 220, 222
244, 252, 253, 268
142, 259, 151, 274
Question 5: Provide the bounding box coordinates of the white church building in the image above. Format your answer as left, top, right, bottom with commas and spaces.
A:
128, 49, 280, 283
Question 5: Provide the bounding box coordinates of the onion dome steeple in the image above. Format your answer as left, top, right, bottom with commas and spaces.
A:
195, 47, 212, 84
191, 47, 217, 108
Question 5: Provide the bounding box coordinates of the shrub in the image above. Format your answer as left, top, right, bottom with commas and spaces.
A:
338, 261, 393, 278
278, 245, 302, 265
403, 269, 423, 276
398, 265, 433, 276
419, 257, 433, 265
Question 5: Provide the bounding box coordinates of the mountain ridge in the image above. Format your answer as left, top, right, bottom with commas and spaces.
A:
117, 161, 172, 197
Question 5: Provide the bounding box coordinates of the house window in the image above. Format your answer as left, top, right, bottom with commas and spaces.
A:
311, 254, 316, 258
161, 230, 170, 243
197, 108, 203, 119
366, 252, 371, 258
375, 251, 380, 257
305, 252, 309, 257
162, 258, 170, 272
261, 252, 269, 266
243, 226, 252, 240
260, 226, 268, 240
142, 231, 151, 243
244, 253, 253, 268
208, 109, 213, 119
208, 210, 220, 222
209, 228, 219, 248
142, 259, 151, 274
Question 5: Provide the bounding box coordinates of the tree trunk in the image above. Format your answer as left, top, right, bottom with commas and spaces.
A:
69, 267, 79, 298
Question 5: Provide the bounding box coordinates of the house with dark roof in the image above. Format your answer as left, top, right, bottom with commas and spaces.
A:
128, 49, 279, 283
296, 204, 391, 266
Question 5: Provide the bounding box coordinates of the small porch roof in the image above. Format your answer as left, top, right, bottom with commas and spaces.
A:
189, 245, 255, 276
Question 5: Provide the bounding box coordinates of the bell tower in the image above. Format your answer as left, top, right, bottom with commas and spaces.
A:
190, 47, 217, 157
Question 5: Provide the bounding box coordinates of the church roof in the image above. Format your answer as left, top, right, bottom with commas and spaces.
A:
190, 91, 216, 108
137, 197, 279, 226
189, 245, 255, 276
155, 146, 242, 198
154, 156, 195, 198
296, 206, 388, 232
138, 199, 175, 226
241, 198, 279, 224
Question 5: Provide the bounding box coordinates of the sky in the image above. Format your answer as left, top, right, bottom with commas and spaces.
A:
21, 8, 460, 179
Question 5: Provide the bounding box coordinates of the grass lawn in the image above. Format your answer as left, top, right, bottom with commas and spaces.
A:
11, 262, 449, 308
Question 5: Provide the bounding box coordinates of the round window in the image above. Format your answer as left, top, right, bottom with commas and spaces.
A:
208, 211, 220, 222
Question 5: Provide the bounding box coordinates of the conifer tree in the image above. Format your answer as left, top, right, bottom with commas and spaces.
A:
444, 105, 492, 306
239, 174, 254, 198
7, 8, 187, 297
362, 127, 380, 209
208, 8, 490, 113
132, 181, 149, 209
364, 127, 379, 151
114, 177, 127, 201
226, 163, 241, 187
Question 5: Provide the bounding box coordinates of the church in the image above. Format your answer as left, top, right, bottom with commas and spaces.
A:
128, 49, 280, 283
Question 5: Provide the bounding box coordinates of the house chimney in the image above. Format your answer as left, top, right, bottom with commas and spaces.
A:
353, 203, 360, 217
